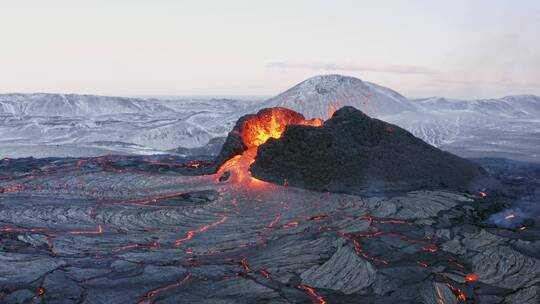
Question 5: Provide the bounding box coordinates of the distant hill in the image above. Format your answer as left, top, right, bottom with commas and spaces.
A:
262, 74, 414, 119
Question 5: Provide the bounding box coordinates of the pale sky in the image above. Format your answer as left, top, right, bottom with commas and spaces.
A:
0, 0, 539, 99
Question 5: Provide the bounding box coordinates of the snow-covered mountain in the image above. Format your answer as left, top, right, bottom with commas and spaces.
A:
263, 74, 414, 119
0, 75, 538, 162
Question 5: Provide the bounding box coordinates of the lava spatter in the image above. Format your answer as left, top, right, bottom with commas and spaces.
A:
464, 273, 479, 284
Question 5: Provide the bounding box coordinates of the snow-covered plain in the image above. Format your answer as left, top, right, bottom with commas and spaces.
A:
1, 75, 539, 162
0, 94, 254, 157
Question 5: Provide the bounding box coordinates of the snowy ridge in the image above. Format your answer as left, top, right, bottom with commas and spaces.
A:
412, 95, 540, 118
0, 93, 173, 117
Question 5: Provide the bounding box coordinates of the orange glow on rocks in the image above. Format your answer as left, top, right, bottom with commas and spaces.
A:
217, 149, 271, 188
32, 287, 47, 300
464, 273, 479, 283
447, 283, 467, 302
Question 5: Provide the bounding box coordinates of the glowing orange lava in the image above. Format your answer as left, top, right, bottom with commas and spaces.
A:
447, 283, 467, 302
1, 184, 25, 193
175, 216, 228, 246
217, 148, 266, 187
464, 273, 479, 283
32, 287, 46, 300
297, 284, 327, 304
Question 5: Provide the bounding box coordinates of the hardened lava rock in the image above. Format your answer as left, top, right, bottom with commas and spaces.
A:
251, 106, 487, 193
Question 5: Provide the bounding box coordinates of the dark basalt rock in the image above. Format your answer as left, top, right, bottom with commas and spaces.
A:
250, 106, 487, 193
219, 171, 231, 182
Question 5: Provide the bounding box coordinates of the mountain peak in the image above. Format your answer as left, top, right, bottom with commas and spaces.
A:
263, 74, 414, 119
287, 74, 368, 93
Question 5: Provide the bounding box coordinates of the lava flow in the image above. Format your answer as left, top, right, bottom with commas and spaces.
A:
175, 216, 228, 247
217, 107, 323, 186
297, 284, 327, 304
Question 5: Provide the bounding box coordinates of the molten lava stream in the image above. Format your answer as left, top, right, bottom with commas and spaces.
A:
216, 148, 272, 189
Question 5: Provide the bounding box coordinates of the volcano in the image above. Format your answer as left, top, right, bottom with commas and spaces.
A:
215, 106, 486, 193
